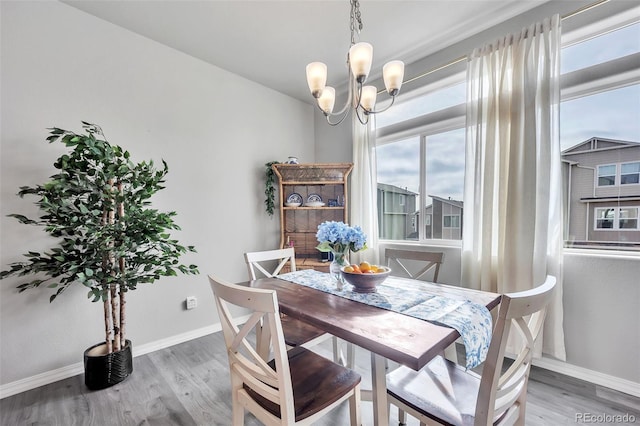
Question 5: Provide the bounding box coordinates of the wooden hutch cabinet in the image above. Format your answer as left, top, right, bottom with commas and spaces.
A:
272, 163, 353, 272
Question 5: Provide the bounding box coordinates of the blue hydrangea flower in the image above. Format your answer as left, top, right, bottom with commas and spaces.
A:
316, 221, 367, 254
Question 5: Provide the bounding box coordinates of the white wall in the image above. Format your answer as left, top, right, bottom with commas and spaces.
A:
378, 243, 640, 384
0, 0, 314, 387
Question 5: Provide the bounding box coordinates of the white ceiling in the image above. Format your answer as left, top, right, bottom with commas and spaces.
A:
63, 0, 548, 103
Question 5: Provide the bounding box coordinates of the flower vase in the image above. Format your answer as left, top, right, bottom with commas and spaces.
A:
330, 250, 350, 286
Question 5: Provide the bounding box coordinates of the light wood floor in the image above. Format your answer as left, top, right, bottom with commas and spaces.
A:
2, 332, 639, 425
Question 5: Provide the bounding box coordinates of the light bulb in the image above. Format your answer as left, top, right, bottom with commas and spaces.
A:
360, 86, 377, 112
306, 62, 327, 98
383, 61, 404, 96
348, 42, 373, 83
318, 86, 336, 114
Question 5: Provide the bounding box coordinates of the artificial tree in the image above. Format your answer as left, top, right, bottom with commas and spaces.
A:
1, 122, 198, 385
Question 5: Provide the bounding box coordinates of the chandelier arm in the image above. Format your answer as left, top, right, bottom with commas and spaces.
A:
354, 106, 370, 125
326, 65, 355, 117
365, 95, 397, 115
325, 109, 352, 126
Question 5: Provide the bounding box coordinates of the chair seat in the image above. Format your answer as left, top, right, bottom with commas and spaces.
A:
280, 315, 327, 347
245, 346, 361, 422
387, 356, 482, 426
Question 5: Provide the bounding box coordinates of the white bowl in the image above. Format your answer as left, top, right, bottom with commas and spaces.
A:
285, 202, 302, 207
304, 201, 325, 207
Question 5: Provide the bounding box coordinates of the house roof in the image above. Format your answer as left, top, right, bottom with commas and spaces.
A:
562, 137, 640, 156
377, 183, 419, 196
429, 195, 464, 209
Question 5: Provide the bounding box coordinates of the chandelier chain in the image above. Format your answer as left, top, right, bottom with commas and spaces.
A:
350, 0, 363, 45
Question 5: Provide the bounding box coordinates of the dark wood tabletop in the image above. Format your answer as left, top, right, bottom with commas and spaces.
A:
248, 275, 501, 371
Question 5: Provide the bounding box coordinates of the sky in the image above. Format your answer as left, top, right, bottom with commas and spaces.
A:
376, 22, 640, 204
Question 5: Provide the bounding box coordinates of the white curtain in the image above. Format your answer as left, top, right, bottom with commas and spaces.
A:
350, 114, 380, 265
461, 15, 566, 360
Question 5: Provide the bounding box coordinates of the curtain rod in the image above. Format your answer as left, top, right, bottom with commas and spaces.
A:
396, 0, 610, 91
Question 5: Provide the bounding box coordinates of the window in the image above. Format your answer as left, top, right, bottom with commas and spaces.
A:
561, 22, 640, 74
620, 207, 639, 229
595, 207, 639, 230
376, 6, 639, 250
443, 215, 460, 228
399, 194, 406, 206
377, 126, 466, 241
595, 208, 615, 229
621, 162, 640, 185
560, 16, 640, 251
597, 164, 616, 186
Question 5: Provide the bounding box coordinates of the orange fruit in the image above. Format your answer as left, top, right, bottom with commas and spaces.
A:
359, 261, 371, 272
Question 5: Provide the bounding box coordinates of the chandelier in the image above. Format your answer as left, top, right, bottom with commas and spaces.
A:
305, 0, 405, 126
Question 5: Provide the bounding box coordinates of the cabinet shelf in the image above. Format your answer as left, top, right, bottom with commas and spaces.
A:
273, 163, 353, 272
283, 206, 345, 210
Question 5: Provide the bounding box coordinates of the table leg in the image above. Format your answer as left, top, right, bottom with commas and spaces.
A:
371, 352, 389, 426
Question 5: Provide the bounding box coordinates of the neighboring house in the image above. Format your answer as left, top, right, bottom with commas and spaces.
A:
424, 195, 464, 240
377, 183, 418, 240
562, 137, 640, 248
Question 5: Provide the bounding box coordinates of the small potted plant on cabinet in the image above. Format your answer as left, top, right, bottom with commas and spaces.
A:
0, 122, 198, 389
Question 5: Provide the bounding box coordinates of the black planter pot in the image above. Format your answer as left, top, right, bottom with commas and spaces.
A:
83, 340, 133, 390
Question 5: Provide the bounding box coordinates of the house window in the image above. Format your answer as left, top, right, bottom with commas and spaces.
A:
621, 162, 640, 185
619, 207, 639, 229
443, 215, 460, 228
597, 165, 616, 186
595, 207, 639, 230
399, 194, 406, 206
595, 208, 615, 229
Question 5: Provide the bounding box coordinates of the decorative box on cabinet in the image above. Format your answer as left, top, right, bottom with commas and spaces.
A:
272, 163, 353, 273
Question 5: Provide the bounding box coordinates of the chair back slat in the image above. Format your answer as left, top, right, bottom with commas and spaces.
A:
384, 249, 444, 282
474, 275, 556, 425
245, 248, 296, 280
209, 275, 296, 422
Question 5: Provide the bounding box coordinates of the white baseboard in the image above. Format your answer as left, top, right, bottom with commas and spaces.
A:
3, 319, 637, 400
533, 356, 640, 398
0, 315, 251, 400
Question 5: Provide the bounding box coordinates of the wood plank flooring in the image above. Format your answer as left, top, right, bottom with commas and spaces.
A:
1, 332, 638, 425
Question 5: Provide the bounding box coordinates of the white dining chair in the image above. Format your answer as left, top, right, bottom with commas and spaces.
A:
387, 275, 556, 426
209, 275, 362, 426
384, 249, 444, 282
244, 248, 352, 367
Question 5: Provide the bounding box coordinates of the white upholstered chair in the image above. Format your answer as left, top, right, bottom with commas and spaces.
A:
387, 275, 557, 426
384, 249, 444, 282
209, 275, 362, 426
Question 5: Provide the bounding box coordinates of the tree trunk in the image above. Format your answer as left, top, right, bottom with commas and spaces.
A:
110, 284, 121, 352
103, 290, 113, 354
120, 284, 126, 348
117, 182, 126, 348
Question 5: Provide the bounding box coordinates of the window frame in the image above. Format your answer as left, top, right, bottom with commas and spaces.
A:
594, 206, 640, 231
621, 161, 640, 186
443, 214, 461, 229
597, 164, 617, 187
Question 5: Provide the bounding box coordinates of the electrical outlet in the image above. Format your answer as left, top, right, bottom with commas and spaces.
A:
186, 296, 197, 310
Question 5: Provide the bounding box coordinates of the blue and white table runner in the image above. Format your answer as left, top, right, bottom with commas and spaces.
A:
277, 270, 492, 369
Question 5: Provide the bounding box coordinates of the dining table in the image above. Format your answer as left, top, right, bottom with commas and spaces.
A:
247, 272, 501, 426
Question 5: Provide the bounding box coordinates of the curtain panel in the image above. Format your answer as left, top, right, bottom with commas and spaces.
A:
351, 115, 380, 265
461, 15, 566, 360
